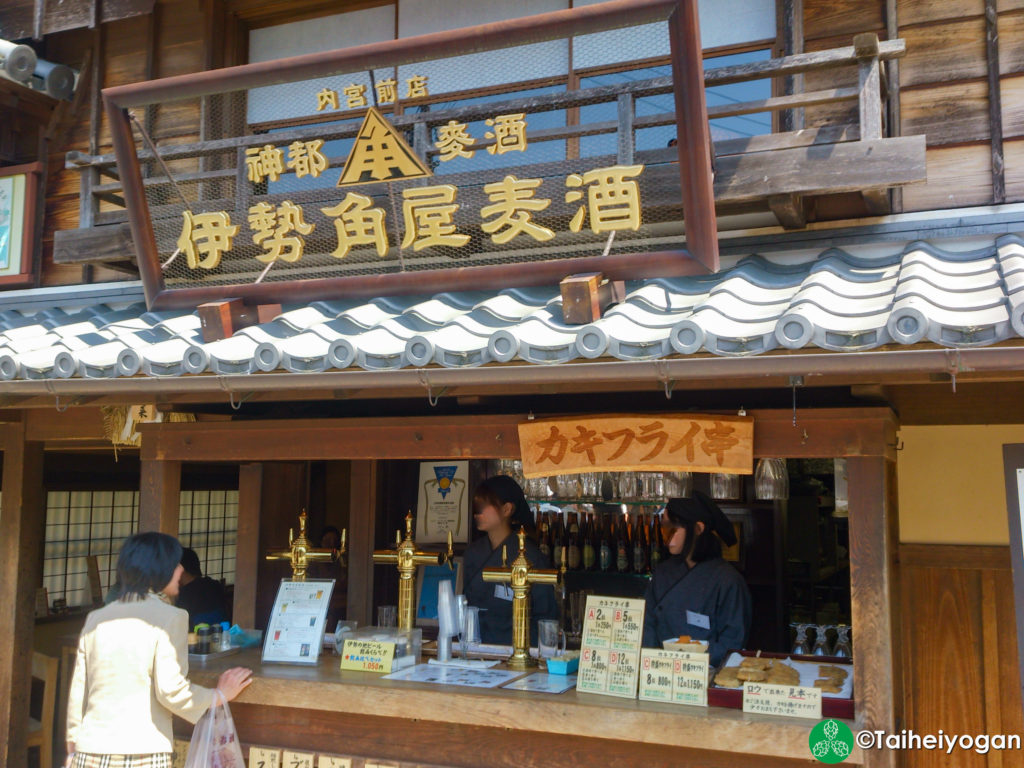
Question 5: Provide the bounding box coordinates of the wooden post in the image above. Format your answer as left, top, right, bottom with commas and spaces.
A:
347, 461, 379, 627
855, 33, 889, 216
778, 0, 804, 132
985, 0, 1006, 205
234, 462, 263, 628
668, 0, 719, 273
139, 458, 181, 534
0, 423, 45, 768
884, 0, 902, 212
848, 456, 900, 768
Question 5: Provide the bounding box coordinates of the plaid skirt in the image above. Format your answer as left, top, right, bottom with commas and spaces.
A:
70, 753, 172, 768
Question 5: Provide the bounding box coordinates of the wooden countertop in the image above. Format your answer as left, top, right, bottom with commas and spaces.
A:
188, 649, 863, 764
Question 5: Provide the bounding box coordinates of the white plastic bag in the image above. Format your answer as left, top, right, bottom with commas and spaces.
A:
185, 690, 245, 768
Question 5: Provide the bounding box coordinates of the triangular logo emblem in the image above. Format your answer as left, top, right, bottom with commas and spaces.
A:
337, 107, 432, 186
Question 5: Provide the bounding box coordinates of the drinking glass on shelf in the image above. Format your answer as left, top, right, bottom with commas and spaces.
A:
755, 458, 789, 500
812, 625, 833, 656
791, 623, 811, 655
620, 471, 641, 502
526, 475, 547, 499
710, 472, 741, 500
663, 471, 693, 498
547, 475, 562, 499
377, 605, 397, 628
538, 619, 566, 667
640, 472, 665, 500
600, 472, 618, 501
833, 625, 852, 659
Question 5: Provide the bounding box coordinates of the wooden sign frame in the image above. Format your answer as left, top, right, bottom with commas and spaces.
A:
102, 0, 717, 310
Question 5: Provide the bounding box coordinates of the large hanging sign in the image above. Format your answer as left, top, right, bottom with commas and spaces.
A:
102, 0, 717, 310
519, 413, 753, 477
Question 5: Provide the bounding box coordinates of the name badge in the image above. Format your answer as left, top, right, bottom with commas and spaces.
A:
685, 610, 710, 630
494, 584, 514, 601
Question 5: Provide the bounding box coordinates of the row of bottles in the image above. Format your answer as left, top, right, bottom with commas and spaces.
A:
535, 510, 668, 575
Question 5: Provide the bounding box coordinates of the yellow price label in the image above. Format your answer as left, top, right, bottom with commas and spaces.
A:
339, 638, 395, 673
318, 757, 352, 768
249, 747, 281, 768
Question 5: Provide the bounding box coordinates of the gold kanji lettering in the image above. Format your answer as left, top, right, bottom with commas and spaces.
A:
570, 425, 603, 465
248, 200, 314, 264
321, 193, 388, 260
636, 421, 669, 461
375, 77, 398, 104
668, 422, 702, 462
435, 120, 475, 162
536, 426, 569, 465
287, 140, 328, 179
245, 144, 285, 184
343, 84, 367, 109
176, 210, 238, 270
480, 175, 554, 244
565, 164, 644, 234
701, 421, 740, 466
405, 75, 429, 99
316, 88, 338, 111
485, 113, 528, 155
401, 185, 470, 251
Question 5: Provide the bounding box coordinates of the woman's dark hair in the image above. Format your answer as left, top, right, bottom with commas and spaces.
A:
665, 508, 722, 563
474, 475, 536, 537
116, 532, 183, 601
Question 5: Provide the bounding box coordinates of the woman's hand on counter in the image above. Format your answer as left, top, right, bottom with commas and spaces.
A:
216, 666, 253, 702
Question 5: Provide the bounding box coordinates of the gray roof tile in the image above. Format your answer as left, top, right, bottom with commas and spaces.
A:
2, 237, 1024, 380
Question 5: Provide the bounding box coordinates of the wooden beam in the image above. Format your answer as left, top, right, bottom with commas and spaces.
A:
347, 460, 377, 627
767, 193, 806, 229
986, 0, 1006, 204
855, 33, 890, 215
714, 136, 926, 204
234, 462, 262, 628
0, 424, 45, 768
848, 457, 899, 768
52, 224, 135, 266
139, 458, 181, 534
884, 0, 902, 213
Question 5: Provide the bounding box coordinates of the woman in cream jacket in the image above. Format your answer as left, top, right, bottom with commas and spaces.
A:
66, 532, 252, 768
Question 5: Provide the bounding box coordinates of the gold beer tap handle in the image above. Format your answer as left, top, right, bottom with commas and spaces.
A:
444, 529, 454, 570
502, 545, 508, 568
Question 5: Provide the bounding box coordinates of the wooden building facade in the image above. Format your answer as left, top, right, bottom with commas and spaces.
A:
1, 1, 1024, 767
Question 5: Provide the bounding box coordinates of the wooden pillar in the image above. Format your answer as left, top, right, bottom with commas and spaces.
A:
347, 460, 379, 627
234, 462, 263, 628
848, 456, 900, 768
139, 458, 181, 534
0, 423, 45, 768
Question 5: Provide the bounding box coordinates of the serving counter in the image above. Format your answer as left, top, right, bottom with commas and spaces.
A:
182, 649, 863, 768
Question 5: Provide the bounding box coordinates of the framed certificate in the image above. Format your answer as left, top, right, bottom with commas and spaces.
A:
0, 163, 41, 289
262, 579, 335, 665
416, 460, 470, 544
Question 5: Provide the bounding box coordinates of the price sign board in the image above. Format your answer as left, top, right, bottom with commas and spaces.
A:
339, 639, 396, 673
576, 595, 645, 699
318, 759, 352, 768
742, 682, 823, 719
249, 747, 281, 768
638, 648, 709, 706
281, 752, 314, 768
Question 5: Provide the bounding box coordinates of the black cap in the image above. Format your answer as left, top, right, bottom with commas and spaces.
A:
665, 490, 737, 547
478, 474, 533, 529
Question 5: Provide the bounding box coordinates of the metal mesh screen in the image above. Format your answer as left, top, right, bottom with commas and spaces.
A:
133, 17, 696, 292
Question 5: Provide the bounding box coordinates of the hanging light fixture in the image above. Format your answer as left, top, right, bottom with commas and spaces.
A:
754, 458, 789, 500
710, 472, 741, 500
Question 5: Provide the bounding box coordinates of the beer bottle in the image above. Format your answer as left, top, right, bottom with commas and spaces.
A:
649, 514, 664, 571
582, 512, 597, 571
567, 511, 582, 570
552, 515, 563, 570
616, 513, 631, 572
599, 516, 613, 572
632, 512, 648, 574
538, 514, 552, 564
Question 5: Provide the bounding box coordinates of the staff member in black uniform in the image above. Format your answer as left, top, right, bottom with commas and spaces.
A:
463, 475, 557, 646
643, 491, 752, 667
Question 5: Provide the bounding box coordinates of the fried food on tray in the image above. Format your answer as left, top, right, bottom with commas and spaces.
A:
739, 656, 772, 671
713, 666, 742, 688
814, 678, 843, 694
